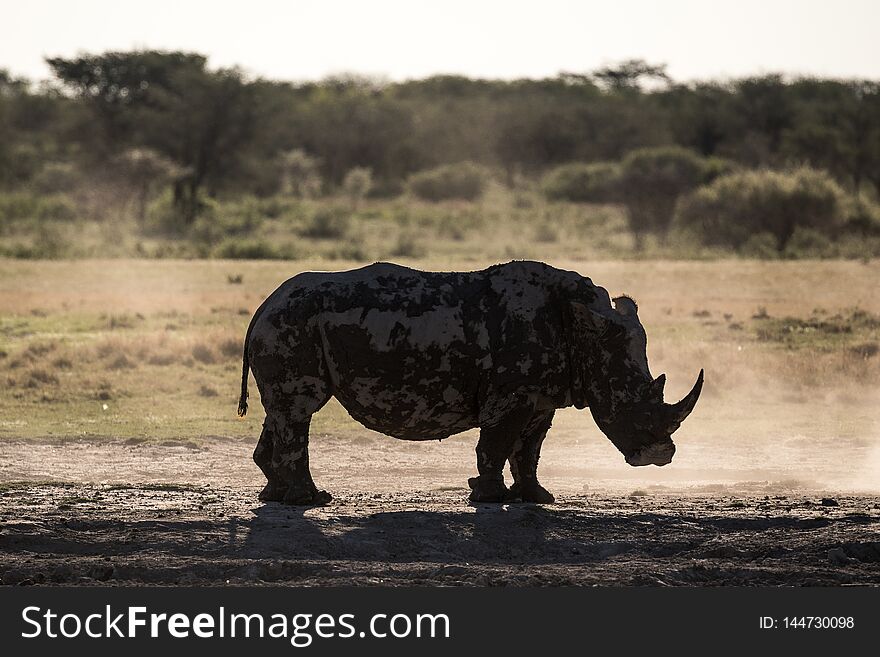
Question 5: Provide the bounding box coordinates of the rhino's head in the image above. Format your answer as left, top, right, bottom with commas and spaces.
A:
570, 295, 703, 467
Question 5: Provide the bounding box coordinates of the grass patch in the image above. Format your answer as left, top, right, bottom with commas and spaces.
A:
0, 258, 878, 442
754, 308, 880, 348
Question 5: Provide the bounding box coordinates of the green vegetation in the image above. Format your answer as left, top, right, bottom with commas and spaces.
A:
2, 53, 880, 259
542, 162, 620, 203
674, 167, 869, 254
407, 162, 490, 202
616, 147, 731, 248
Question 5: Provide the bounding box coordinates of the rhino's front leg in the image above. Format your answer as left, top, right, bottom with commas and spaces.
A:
469, 406, 533, 503
263, 411, 331, 506
507, 410, 556, 504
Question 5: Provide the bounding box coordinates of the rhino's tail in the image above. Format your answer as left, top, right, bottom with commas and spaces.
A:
237, 299, 267, 418
237, 341, 250, 417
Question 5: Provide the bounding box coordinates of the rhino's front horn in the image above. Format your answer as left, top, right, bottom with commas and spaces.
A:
665, 369, 704, 430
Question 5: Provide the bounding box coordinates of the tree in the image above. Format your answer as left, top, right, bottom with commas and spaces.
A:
49, 52, 258, 223
617, 146, 713, 248
660, 82, 736, 156
729, 75, 793, 165
592, 59, 670, 91
782, 79, 880, 193
46, 51, 207, 154
142, 65, 257, 221
297, 83, 419, 185
115, 148, 182, 224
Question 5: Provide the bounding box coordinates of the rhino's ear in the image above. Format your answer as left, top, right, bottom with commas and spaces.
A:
570, 302, 611, 335
648, 373, 666, 401
612, 295, 638, 317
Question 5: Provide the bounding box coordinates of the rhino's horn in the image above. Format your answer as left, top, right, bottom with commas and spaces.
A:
665, 369, 704, 429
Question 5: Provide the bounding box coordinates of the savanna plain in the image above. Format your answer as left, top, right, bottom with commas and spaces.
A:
1, 256, 878, 586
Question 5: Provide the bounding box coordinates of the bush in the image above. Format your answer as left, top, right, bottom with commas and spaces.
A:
213, 238, 293, 260
0, 192, 78, 225
541, 162, 620, 203
784, 227, 836, 258
738, 232, 779, 259
675, 167, 848, 252
618, 146, 711, 246
31, 162, 82, 194
407, 162, 489, 202
279, 149, 322, 198
190, 197, 265, 246
702, 156, 738, 183
390, 233, 426, 258
842, 198, 880, 236
300, 207, 350, 239
342, 167, 372, 208
145, 189, 219, 235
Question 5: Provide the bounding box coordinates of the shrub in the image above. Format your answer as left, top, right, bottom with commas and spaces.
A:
217, 338, 241, 358
36, 195, 78, 221
279, 149, 322, 198
191, 343, 216, 365
675, 167, 848, 252
300, 207, 350, 239
842, 198, 880, 236
0, 192, 78, 225
541, 161, 620, 203
342, 167, 373, 208
618, 146, 711, 247
738, 232, 779, 259
533, 223, 559, 243
784, 227, 837, 258
702, 156, 738, 183
391, 233, 426, 258
115, 148, 181, 223
213, 238, 292, 260
407, 162, 489, 202
146, 190, 186, 235
17, 222, 68, 259
190, 197, 265, 246
31, 162, 82, 194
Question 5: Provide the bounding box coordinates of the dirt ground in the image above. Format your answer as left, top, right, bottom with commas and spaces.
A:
1, 259, 877, 586
2, 429, 879, 586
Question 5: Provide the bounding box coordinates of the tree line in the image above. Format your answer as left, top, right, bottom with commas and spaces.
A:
1, 51, 879, 226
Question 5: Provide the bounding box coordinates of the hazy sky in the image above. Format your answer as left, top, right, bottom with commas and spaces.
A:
3, 0, 879, 83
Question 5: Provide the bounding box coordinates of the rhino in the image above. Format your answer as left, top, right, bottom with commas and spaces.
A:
237, 260, 703, 505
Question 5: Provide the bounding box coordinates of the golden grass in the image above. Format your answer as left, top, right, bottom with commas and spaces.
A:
0, 257, 878, 442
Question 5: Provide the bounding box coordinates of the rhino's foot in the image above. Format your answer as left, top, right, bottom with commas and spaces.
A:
507, 481, 555, 504
468, 476, 509, 503
258, 481, 289, 502
281, 486, 333, 506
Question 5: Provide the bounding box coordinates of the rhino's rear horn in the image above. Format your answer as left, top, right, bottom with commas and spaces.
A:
665, 369, 704, 430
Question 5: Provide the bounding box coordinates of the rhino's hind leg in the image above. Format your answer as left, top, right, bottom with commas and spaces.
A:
507, 410, 555, 504
253, 425, 287, 502
469, 406, 533, 503
261, 410, 331, 506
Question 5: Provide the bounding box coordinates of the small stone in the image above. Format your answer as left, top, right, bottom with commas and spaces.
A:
821, 498, 839, 507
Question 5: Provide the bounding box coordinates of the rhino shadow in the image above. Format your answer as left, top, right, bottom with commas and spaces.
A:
241, 502, 587, 565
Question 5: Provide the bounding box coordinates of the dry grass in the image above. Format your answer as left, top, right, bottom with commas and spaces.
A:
0, 257, 877, 444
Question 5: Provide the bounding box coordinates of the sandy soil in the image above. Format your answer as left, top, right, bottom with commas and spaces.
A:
1, 431, 879, 586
